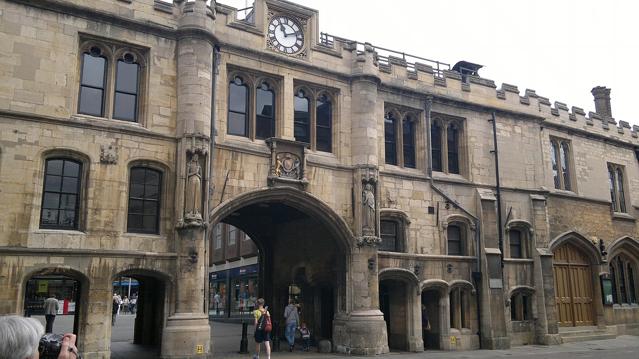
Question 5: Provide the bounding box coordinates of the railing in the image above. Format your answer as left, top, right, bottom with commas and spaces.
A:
235, 6, 254, 23
319, 32, 450, 77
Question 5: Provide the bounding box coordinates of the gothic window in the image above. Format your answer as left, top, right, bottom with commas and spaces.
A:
510, 291, 532, 321
608, 163, 627, 213
294, 90, 310, 144
228, 76, 249, 136
40, 158, 82, 230
379, 220, 398, 252
79, 47, 107, 117
127, 167, 162, 234
316, 94, 332, 152
431, 115, 463, 175
113, 53, 140, 122
447, 224, 464, 256
509, 229, 523, 259
550, 138, 573, 191
610, 254, 638, 304
384, 112, 397, 165
78, 40, 146, 122
255, 82, 275, 139
450, 287, 471, 330
403, 116, 416, 168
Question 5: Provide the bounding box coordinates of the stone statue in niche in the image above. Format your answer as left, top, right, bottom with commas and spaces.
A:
184, 153, 203, 225
362, 182, 376, 236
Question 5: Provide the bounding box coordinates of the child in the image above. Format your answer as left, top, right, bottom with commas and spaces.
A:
298, 322, 311, 351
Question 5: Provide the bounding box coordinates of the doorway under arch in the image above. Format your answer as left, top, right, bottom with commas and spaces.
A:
552, 241, 595, 326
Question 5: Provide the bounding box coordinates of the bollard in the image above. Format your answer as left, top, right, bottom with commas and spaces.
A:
239, 321, 249, 354
272, 320, 280, 352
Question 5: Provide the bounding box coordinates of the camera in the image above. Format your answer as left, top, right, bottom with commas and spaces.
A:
38, 333, 63, 359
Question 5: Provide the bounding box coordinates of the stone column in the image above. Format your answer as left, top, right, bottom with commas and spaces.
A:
161, 1, 214, 357
332, 45, 389, 355
476, 188, 510, 349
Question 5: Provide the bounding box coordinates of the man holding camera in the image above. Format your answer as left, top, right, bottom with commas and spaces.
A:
43, 294, 59, 334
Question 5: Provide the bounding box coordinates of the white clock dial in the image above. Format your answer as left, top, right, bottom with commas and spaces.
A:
267, 16, 304, 54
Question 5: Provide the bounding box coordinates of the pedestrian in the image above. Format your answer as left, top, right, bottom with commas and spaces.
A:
43, 293, 59, 333
130, 295, 137, 314
0, 315, 80, 359
298, 322, 311, 351
283, 299, 300, 351
122, 296, 129, 314
252, 298, 271, 359
112, 293, 120, 325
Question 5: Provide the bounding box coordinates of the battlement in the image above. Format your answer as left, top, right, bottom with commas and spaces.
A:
318, 32, 638, 146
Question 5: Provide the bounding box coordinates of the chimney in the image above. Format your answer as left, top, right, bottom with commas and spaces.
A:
591, 86, 612, 118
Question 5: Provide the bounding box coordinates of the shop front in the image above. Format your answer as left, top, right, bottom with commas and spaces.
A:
209, 264, 259, 320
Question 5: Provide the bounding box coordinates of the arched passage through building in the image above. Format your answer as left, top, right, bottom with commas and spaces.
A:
209, 187, 352, 346
110, 269, 170, 356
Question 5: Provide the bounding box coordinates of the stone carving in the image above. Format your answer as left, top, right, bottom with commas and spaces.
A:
362, 183, 376, 236
356, 235, 381, 247
99, 144, 118, 164
275, 152, 301, 179
184, 153, 203, 226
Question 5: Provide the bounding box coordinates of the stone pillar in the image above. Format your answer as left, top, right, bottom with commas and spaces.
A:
407, 285, 424, 352
332, 45, 389, 355
476, 188, 510, 349
161, 1, 214, 357
530, 194, 561, 345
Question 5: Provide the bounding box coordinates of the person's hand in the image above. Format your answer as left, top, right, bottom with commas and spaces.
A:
57, 333, 79, 359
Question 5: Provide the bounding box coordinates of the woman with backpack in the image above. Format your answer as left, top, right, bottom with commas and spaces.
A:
253, 298, 271, 359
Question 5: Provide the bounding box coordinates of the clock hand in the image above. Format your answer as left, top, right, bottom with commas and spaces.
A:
279, 24, 288, 37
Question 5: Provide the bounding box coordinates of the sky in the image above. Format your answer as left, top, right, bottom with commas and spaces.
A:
218, 0, 638, 125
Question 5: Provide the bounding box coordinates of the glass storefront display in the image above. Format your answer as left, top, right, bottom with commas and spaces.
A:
24, 276, 79, 316
209, 264, 258, 319
209, 273, 227, 317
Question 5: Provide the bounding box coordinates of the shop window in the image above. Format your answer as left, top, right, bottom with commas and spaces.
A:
510, 291, 532, 321
209, 278, 227, 317
450, 287, 470, 330
40, 158, 82, 230
431, 115, 463, 174
608, 163, 627, 213
550, 138, 573, 191
78, 39, 146, 122
610, 254, 638, 304
127, 167, 162, 234
231, 277, 258, 317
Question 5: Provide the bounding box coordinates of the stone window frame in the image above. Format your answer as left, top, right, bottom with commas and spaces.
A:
77, 36, 148, 125
509, 287, 534, 322
379, 209, 411, 253
549, 136, 576, 192
292, 82, 338, 153
607, 162, 628, 214
449, 284, 473, 331
431, 113, 466, 176
609, 252, 639, 305
383, 105, 423, 169
38, 150, 91, 232
505, 220, 534, 259
227, 68, 281, 141
442, 214, 475, 256
125, 160, 170, 236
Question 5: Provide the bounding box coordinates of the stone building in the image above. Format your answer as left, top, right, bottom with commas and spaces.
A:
0, 0, 638, 358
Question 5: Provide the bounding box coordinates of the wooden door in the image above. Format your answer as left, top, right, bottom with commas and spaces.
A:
553, 243, 594, 326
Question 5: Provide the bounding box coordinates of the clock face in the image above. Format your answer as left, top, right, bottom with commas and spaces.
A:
267, 16, 304, 54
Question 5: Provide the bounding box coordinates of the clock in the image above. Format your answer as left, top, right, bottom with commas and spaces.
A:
267, 15, 304, 54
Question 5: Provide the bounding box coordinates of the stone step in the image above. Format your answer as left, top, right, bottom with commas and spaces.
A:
560, 333, 617, 343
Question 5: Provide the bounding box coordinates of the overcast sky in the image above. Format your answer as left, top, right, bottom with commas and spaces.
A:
219, 0, 638, 125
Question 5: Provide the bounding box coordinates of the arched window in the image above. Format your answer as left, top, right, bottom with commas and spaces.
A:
40, 158, 82, 230
316, 94, 332, 152
450, 287, 471, 330
431, 121, 442, 172
294, 90, 310, 143
550, 138, 573, 191
510, 291, 532, 321
127, 167, 162, 234
113, 52, 140, 121
402, 116, 416, 168
79, 46, 107, 117
228, 76, 249, 136
447, 123, 459, 174
255, 82, 275, 139
560, 142, 571, 191
379, 220, 399, 252
384, 112, 397, 165
550, 140, 560, 189
609, 254, 639, 304
608, 163, 627, 213
447, 224, 464, 256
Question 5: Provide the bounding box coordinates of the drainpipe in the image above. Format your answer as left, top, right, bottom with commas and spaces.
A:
204, 45, 220, 314
489, 112, 504, 268
424, 97, 482, 348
